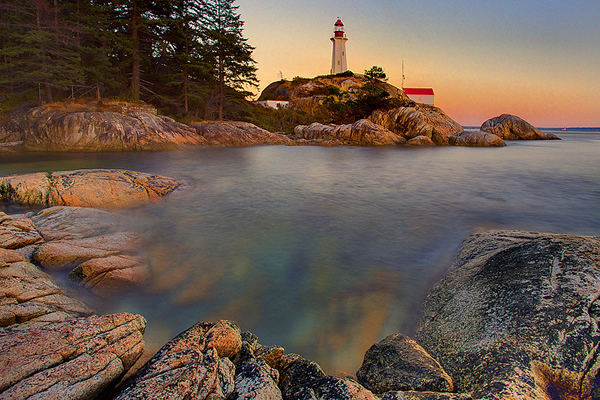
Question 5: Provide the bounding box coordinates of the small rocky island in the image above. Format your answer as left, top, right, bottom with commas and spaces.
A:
0, 73, 559, 152
1, 168, 597, 399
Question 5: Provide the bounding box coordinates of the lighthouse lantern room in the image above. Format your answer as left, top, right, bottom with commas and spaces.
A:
330, 18, 348, 74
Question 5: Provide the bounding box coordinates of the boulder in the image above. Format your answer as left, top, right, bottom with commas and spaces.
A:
449, 130, 506, 147
191, 121, 291, 146
480, 114, 549, 140
293, 119, 406, 146
357, 333, 454, 393
0, 261, 93, 329
0, 169, 183, 208
415, 230, 600, 399
369, 105, 463, 145
113, 321, 239, 399
0, 313, 146, 399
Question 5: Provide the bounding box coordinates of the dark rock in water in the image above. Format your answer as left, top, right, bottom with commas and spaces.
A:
415, 230, 600, 399
0, 169, 183, 208
545, 133, 561, 140
0, 312, 146, 399
279, 356, 327, 399
381, 391, 473, 400
449, 130, 506, 147
357, 333, 454, 393
369, 105, 463, 145
191, 120, 291, 146
480, 114, 549, 140
279, 356, 378, 399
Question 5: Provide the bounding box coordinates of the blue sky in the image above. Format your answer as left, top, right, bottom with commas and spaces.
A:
237, 0, 600, 127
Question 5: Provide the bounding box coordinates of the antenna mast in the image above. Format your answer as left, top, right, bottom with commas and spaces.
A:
401, 60, 405, 89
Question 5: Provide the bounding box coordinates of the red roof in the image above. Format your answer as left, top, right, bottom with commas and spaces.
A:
334, 19, 344, 26
403, 88, 434, 96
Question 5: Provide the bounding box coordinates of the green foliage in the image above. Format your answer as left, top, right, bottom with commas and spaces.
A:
291, 76, 311, 87
245, 105, 317, 134
365, 66, 387, 81
320, 83, 402, 124
0, 0, 258, 120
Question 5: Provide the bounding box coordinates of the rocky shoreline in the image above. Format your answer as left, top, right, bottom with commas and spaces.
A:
0, 100, 558, 151
1, 169, 598, 399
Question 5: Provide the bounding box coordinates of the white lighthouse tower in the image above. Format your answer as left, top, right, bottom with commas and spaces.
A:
330, 18, 348, 74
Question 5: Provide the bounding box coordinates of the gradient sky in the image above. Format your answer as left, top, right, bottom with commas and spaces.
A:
237, 0, 600, 127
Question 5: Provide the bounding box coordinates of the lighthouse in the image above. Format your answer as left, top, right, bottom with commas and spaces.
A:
330, 18, 348, 74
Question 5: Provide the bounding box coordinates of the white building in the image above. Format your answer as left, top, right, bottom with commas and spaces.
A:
255, 100, 289, 109
403, 88, 435, 105
330, 18, 348, 74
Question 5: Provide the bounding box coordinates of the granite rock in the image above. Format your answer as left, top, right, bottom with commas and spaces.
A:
0, 312, 146, 399
113, 320, 240, 399
480, 114, 549, 140
0, 261, 93, 329
191, 121, 291, 146
416, 230, 600, 399
357, 333, 454, 393
449, 130, 506, 147
369, 105, 463, 145
0, 169, 184, 208
293, 119, 406, 146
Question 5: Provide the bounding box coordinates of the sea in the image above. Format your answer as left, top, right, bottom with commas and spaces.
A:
1, 129, 599, 375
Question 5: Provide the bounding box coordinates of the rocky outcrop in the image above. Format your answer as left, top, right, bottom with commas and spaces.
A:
0, 206, 149, 294
449, 130, 506, 147
370, 105, 463, 145
0, 260, 93, 329
416, 230, 600, 399
357, 333, 454, 394
191, 121, 291, 146
293, 119, 406, 146
9, 105, 207, 151
0, 313, 145, 399
0, 169, 183, 208
1, 251, 146, 399
480, 114, 551, 140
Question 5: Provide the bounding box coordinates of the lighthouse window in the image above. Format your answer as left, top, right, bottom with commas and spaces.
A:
342, 52, 344, 55
338, 61, 340, 65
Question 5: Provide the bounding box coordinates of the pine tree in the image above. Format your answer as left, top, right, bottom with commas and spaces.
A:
198, 0, 257, 120
0, 0, 84, 102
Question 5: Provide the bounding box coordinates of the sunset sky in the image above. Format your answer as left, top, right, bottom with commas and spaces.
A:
237, 0, 600, 127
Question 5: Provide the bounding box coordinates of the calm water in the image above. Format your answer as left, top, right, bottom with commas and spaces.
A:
1, 130, 599, 374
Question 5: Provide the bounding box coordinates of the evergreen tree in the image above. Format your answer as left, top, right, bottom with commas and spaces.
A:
198, 0, 257, 120
0, 0, 84, 102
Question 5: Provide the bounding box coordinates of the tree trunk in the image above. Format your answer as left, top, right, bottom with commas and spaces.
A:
218, 55, 224, 121
130, 2, 140, 101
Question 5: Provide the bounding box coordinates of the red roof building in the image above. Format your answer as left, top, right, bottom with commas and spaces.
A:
403, 88, 434, 105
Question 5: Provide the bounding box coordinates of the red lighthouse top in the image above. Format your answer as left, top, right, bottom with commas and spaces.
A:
333, 18, 345, 38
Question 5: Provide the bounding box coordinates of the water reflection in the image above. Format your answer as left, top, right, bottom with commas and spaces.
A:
1, 132, 599, 374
